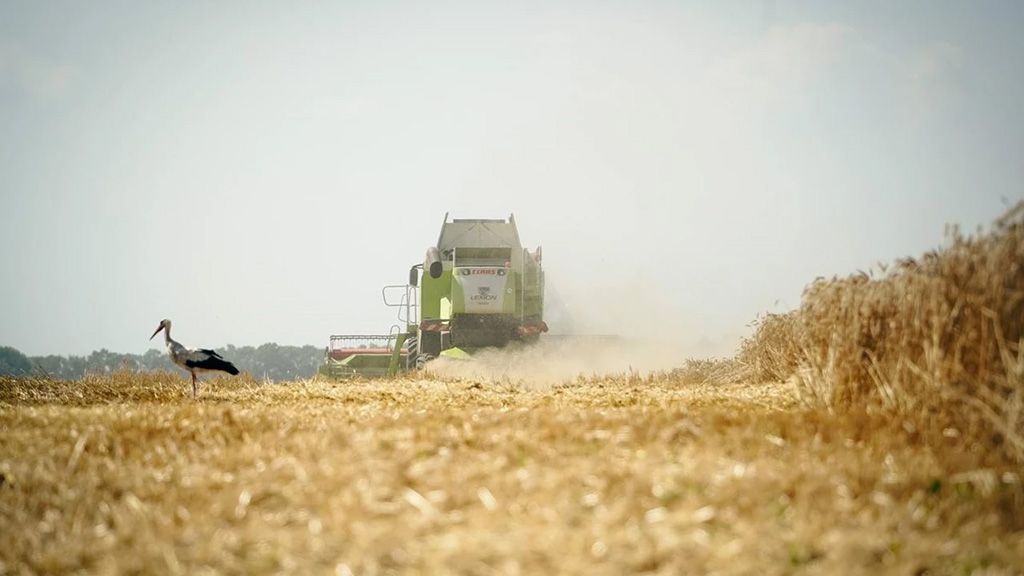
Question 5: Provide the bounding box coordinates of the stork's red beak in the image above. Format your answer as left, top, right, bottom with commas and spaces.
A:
150, 325, 163, 340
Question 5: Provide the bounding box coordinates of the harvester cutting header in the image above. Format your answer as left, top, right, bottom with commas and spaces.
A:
322, 214, 546, 378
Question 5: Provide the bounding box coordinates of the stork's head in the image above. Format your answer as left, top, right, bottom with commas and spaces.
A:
150, 319, 171, 340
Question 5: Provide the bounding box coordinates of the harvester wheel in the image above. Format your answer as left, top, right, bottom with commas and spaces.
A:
415, 354, 434, 369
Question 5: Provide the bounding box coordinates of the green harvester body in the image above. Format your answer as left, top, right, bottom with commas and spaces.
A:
321, 214, 545, 378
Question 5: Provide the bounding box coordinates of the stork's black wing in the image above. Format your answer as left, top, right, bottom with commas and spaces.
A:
185, 350, 240, 375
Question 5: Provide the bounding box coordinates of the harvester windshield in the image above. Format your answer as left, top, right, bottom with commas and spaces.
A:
453, 247, 512, 267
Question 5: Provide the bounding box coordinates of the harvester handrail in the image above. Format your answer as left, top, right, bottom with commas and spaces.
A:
382, 284, 418, 325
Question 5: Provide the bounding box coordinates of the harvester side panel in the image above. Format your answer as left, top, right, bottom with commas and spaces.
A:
420, 269, 453, 321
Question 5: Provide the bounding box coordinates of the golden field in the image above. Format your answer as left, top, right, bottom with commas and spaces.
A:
1, 371, 1022, 575
2, 204, 1022, 574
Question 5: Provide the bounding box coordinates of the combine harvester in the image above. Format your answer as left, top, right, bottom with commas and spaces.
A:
322, 214, 547, 378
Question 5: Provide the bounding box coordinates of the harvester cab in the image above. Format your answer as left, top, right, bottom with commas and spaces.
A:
322, 213, 546, 378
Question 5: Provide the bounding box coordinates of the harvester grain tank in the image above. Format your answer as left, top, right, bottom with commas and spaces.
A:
322, 214, 546, 377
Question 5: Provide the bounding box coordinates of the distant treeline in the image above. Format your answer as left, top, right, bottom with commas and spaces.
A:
0, 344, 324, 381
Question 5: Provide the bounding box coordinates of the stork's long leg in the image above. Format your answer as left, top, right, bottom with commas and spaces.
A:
191, 372, 197, 399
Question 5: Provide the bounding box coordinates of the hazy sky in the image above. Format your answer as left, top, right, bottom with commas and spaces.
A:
2, 1, 1022, 357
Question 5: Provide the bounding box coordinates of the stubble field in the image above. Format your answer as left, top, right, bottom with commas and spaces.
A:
1, 371, 1021, 575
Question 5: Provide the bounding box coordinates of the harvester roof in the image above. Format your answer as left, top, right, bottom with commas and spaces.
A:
437, 213, 522, 251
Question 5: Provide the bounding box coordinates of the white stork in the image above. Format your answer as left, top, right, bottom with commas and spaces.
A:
149, 319, 239, 398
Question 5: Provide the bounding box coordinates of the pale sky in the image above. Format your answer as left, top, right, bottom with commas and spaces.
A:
2, 1, 1021, 358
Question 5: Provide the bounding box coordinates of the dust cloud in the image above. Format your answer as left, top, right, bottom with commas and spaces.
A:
424, 335, 683, 387
426, 266, 729, 387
